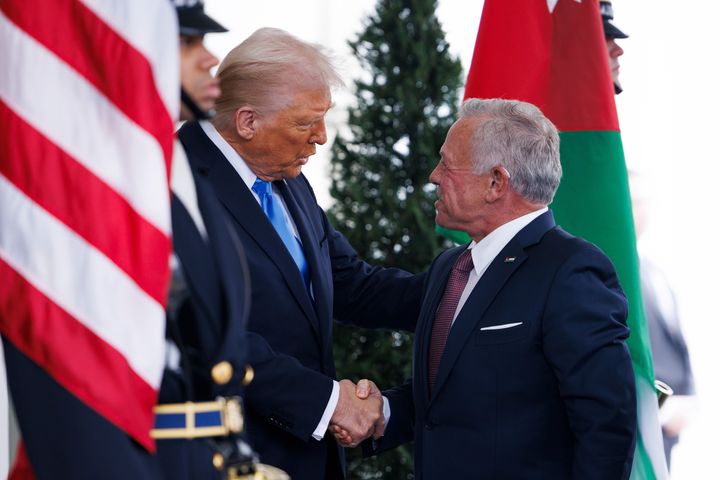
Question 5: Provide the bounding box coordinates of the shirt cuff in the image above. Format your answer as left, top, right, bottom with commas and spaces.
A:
312, 380, 339, 440
370, 395, 392, 450
382, 395, 391, 433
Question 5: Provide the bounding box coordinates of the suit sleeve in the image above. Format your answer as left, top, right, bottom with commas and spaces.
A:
362, 380, 415, 457
323, 211, 427, 332
243, 332, 335, 441
543, 246, 637, 480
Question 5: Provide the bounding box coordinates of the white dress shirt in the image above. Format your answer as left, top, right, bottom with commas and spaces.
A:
452, 207, 548, 325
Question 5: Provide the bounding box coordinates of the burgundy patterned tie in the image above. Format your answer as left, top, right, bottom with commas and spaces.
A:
428, 249, 474, 391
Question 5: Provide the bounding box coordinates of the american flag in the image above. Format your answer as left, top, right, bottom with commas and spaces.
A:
0, 0, 178, 453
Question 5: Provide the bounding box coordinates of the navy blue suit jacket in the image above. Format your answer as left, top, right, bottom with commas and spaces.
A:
156, 165, 252, 479
178, 120, 425, 479
374, 211, 637, 479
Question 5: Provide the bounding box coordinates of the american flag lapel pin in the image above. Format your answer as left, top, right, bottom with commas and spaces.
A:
503, 256, 516, 263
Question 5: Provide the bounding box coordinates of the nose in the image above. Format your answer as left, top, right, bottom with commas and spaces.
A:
429, 163, 441, 185
607, 39, 623, 58
201, 45, 220, 69
615, 43, 624, 58
310, 119, 327, 145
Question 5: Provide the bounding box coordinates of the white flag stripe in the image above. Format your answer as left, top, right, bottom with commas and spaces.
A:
79, 0, 179, 119
0, 11, 170, 235
0, 176, 165, 389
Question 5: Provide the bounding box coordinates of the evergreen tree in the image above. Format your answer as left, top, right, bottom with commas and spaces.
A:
328, 0, 463, 477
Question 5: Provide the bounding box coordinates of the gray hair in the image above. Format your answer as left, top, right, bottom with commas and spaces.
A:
212, 28, 344, 131
460, 98, 562, 205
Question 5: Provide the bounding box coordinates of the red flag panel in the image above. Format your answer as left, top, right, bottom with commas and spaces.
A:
464, 0, 618, 131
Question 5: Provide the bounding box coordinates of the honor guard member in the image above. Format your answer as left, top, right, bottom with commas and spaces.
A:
156, 2, 288, 479
600, 0, 628, 94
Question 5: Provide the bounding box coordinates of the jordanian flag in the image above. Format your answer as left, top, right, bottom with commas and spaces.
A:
438, 0, 667, 478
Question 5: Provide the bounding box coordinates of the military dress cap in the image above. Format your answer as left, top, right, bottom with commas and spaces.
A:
600, 0, 628, 39
172, 0, 228, 36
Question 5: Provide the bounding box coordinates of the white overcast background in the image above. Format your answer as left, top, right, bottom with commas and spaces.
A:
205, 1, 719, 477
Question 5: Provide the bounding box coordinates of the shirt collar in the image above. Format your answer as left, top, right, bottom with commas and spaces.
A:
468, 207, 548, 277
199, 120, 257, 190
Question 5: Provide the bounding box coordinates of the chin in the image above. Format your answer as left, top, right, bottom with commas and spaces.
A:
283, 168, 303, 179
437, 215, 462, 234
435, 214, 448, 229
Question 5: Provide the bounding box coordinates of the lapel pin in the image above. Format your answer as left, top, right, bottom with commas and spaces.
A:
503, 256, 516, 263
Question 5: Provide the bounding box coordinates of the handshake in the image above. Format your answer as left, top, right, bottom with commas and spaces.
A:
329, 379, 385, 448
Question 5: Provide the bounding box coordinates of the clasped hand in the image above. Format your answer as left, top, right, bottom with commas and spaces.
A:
329, 379, 385, 448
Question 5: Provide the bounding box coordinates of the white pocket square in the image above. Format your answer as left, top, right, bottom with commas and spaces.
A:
480, 322, 523, 331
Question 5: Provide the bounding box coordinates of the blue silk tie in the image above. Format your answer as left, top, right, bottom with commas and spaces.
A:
252, 178, 310, 291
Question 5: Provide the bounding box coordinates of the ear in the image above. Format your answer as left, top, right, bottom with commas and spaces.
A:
485, 166, 511, 202
234, 107, 258, 140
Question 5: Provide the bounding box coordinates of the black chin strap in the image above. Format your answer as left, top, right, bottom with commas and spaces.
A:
181, 88, 212, 120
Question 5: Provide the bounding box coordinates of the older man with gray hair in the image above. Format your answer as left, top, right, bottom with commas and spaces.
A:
177, 28, 425, 480
346, 98, 637, 479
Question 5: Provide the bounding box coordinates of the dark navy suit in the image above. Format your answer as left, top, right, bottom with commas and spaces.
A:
156, 160, 253, 479
373, 211, 637, 479
178, 120, 425, 479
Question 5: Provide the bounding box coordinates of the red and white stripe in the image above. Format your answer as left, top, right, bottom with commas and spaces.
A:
0, 0, 178, 451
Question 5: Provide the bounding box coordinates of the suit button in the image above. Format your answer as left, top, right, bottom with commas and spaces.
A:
211, 361, 233, 385
425, 417, 439, 430
212, 452, 224, 471
242, 365, 254, 386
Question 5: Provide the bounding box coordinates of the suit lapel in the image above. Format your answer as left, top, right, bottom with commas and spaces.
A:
429, 247, 527, 402
428, 212, 557, 403
171, 193, 221, 337
179, 122, 321, 336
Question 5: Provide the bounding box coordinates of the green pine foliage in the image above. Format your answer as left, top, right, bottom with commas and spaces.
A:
328, 0, 463, 477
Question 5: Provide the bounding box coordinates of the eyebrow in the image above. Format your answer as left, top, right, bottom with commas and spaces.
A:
300, 114, 324, 124
308, 109, 331, 122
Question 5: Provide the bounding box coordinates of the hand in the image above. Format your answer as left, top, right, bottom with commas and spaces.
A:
329, 379, 382, 447
330, 379, 385, 447
659, 395, 696, 437
355, 379, 386, 440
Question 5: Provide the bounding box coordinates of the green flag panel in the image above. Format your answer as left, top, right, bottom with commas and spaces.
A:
551, 130, 653, 383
